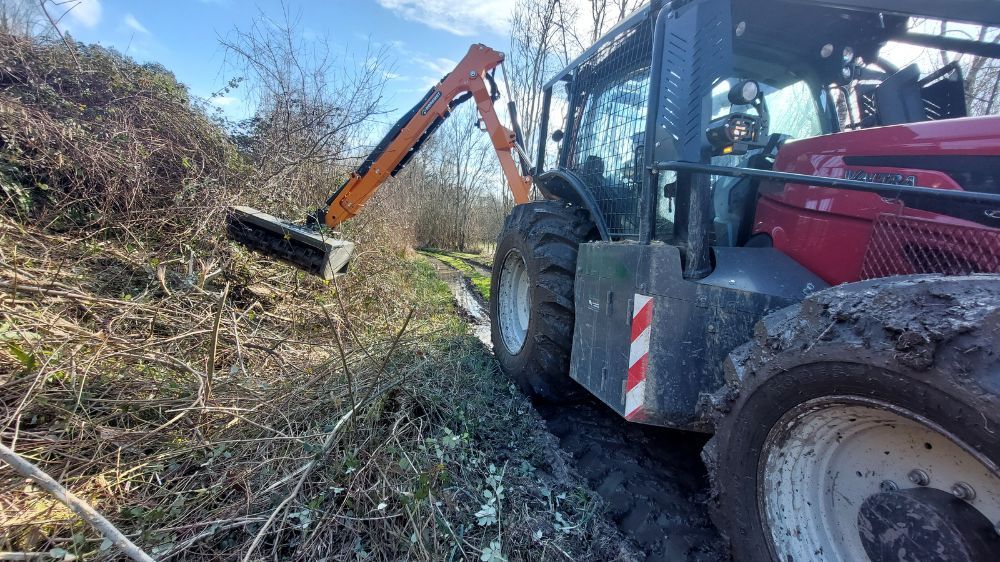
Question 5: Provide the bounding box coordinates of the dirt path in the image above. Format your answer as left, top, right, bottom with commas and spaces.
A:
459, 256, 491, 277
426, 257, 491, 345
426, 255, 728, 561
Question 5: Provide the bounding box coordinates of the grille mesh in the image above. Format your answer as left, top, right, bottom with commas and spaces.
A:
566, 20, 653, 239
860, 214, 1000, 279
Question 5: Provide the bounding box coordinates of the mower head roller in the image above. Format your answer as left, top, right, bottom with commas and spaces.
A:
226, 206, 354, 280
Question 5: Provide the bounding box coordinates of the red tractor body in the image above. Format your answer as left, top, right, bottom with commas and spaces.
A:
757, 115, 1000, 284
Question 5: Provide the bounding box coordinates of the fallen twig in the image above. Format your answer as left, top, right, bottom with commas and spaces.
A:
202, 283, 230, 407
0, 442, 155, 562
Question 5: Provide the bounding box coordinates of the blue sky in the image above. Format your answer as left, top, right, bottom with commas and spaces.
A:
57, 0, 516, 122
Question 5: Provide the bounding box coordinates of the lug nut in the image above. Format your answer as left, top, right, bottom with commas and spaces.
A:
951, 482, 976, 501
908, 469, 930, 486
879, 480, 899, 493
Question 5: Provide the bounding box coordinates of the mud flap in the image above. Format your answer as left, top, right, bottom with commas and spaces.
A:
226, 206, 354, 279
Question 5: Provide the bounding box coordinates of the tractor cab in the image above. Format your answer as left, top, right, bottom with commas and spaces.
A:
535, 0, 1000, 281
520, 0, 1000, 434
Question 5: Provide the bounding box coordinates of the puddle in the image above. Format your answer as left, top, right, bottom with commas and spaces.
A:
428, 258, 491, 345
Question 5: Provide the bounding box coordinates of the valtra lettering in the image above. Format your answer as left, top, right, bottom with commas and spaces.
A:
844, 169, 918, 187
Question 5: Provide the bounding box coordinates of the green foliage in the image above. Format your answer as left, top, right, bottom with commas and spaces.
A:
7, 342, 36, 371
0, 162, 31, 217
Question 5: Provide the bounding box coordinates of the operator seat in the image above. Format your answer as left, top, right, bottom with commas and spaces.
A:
872, 64, 926, 126
580, 155, 605, 187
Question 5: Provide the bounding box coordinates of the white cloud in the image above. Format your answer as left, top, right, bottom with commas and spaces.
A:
413, 56, 459, 76
123, 14, 149, 35
410, 54, 458, 92
65, 0, 103, 29
376, 0, 514, 36
210, 96, 241, 108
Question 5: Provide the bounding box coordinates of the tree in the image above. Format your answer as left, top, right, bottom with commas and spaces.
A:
507, 0, 581, 184
221, 3, 392, 214
0, 0, 41, 36
507, 0, 645, 178
587, 0, 644, 44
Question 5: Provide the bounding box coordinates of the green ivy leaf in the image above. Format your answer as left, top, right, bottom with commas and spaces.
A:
8, 343, 36, 371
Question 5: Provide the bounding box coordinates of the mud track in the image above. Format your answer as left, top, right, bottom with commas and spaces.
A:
537, 400, 726, 560
427, 256, 729, 561
457, 255, 491, 276
426, 258, 490, 344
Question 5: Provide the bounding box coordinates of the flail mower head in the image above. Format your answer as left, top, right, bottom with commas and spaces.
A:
226, 206, 354, 280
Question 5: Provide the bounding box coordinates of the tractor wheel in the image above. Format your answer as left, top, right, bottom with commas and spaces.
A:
490, 201, 594, 401
704, 276, 1000, 562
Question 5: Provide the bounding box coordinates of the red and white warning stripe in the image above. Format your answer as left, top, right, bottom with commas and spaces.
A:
625, 294, 653, 420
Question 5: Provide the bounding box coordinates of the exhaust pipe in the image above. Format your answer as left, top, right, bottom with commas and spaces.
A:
226, 206, 354, 280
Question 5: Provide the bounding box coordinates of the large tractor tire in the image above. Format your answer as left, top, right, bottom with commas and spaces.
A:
704, 275, 1000, 562
490, 201, 594, 401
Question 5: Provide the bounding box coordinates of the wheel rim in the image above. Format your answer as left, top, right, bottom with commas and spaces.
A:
760, 396, 1000, 561
497, 249, 531, 355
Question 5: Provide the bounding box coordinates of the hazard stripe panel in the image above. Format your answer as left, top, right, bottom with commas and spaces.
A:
625, 294, 653, 420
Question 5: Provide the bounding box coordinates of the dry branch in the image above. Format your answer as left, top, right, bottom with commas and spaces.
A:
0, 443, 155, 562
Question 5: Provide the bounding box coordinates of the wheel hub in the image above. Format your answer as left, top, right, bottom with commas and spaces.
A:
858, 487, 998, 562
760, 398, 1000, 561
497, 249, 530, 355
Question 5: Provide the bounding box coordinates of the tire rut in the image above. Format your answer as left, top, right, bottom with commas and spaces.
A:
536, 399, 727, 561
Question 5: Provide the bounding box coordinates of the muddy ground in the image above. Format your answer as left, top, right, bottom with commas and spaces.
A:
426, 256, 729, 561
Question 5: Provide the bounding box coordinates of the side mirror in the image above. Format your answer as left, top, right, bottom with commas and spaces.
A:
551, 129, 564, 142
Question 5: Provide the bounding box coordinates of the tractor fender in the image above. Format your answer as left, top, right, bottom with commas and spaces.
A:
700, 274, 1000, 423
535, 169, 611, 241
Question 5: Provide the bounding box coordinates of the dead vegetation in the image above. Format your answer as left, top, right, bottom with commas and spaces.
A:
0, 32, 247, 235
1, 216, 637, 561
0, 27, 634, 562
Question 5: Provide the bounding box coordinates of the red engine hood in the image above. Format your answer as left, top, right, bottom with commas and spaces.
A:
753, 115, 1000, 285
777, 115, 1000, 167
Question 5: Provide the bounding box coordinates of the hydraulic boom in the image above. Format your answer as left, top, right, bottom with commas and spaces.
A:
323, 44, 531, 226
227, 44, 531, 278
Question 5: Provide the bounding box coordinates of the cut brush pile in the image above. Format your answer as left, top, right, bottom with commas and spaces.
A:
0, 31, 636, 562
0, 219, 635, 561
0, 32, 248, 233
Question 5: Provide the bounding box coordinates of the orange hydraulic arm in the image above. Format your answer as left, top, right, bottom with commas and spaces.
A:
321, 44, 532, 228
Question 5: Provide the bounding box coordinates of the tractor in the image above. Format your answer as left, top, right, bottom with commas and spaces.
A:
489, 1, 1000, 559
229, 1, 1000, 559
